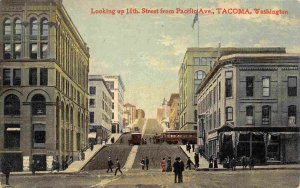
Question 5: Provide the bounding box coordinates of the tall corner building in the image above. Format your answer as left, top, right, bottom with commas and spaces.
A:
196, 51, 300, 164
179, 47, 286, 131
104, 75, 125, 133
0, 0, 90, 171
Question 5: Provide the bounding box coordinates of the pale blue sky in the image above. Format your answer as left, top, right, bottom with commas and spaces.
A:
63, 0, 300, 117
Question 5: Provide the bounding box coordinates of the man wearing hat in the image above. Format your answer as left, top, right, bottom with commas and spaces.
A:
172, 157, 181, 183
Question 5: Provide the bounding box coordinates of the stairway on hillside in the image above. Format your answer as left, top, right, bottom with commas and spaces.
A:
82, 134, 134, 171
144, 119, 163, 135
132, 145, 187, 169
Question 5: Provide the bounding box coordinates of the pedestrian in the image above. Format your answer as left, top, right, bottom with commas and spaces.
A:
166, 157, 172, 172
149, 137, 152, 143
192, 144, 195, 152
186, 157, 192, 170
120, 138, 123, 144
114, 159, 123, 176
230, 157, 236, 171
187, 143, 191, 153
213, 157, 218, 168
90, 142, 94, 151
209, 155, 213, 168
242, 156, 247, 169
107, 157, 113, 173
81, 150, 85, 161
31, 159, 36, 175
173, 157, 181, 183
145, 156, 149, 170
2, 160, 12, 185
160, 158, 166, 172
141, 158, 145, 170
249, 156, 254, 170
194, 153, 199, 169
179, 157, 185, 183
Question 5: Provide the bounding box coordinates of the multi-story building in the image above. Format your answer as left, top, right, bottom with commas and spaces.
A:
123, 103, 136, 126
88, 75, 112, 144
104, 75, 125, 133
168, 93, 179, 130
123, 103, 145, 129
0, 0, 89, 171
179, 47, 286, 131
196, 52, 300, 164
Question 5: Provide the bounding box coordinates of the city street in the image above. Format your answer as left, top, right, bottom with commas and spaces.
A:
1, 169, 299, 188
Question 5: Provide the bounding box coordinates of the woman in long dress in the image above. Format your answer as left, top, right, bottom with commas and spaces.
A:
160, 158, 166, 172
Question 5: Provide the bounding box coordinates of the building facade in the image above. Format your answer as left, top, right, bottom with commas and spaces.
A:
0, 0, 89, 171
104, 75, 125, 133
88, 75, 112, 144
168, 93, 179, 130
123, 103, 145, 129
196, 53, 300, 164
179, 47, 286, 131
123, 103, 136, 127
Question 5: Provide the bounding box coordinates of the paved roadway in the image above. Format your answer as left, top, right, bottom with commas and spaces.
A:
2, 169, 299, 188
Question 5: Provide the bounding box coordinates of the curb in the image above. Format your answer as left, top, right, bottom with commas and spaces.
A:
195, 167, 300, 171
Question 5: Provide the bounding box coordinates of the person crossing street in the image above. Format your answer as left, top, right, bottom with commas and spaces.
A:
115, 159, 123, 176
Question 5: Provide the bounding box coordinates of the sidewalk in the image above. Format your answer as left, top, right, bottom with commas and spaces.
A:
0, 133, 123, 176
196, 163, 300, 171
180, 145, 209, 169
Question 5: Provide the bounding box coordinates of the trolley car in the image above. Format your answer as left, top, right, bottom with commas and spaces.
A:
161, 130, 197, 144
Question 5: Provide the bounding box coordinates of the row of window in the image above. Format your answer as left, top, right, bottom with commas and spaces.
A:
246, 76, 297, 97
56, 71, 88, 108
3, 68, 48, 86
4, 94, 46, 116
4, 124, 46, 149
3, 43, 48, 60
225, 105, 297, 125
200, 74, 298, 113
204, 105, 297, 132
194, 57, 215, 66
4, 18, 48, 37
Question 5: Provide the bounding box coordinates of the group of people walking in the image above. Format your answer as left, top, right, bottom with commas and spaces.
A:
222, 156, 255, 170
107, 157, 123, 176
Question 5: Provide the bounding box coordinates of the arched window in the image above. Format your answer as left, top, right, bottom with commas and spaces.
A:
40, 18, 48, 37
4, 19, 11, 36
4, 94, 20, 115
194, 70, 206, 93
288, 105, 297, 125
31, 94, 46, 115
14, 19, 22, 36
30, 18, 38, 36
195, 70, 206, 80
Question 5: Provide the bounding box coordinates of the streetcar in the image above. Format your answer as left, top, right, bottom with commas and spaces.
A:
131, 132, 142, 145
161, 130, 197, 144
